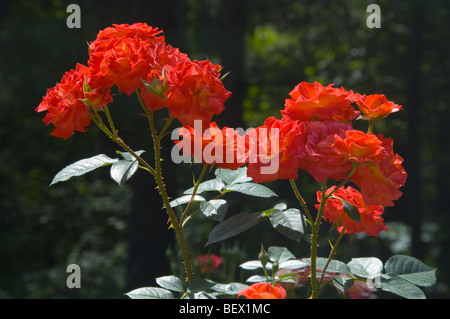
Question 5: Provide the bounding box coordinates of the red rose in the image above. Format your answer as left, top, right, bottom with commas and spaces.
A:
246, 116, 306, 183
164, 59, 231, 128
36, 63, 112, 139
297, 120, 354, 183
237, 283, 287, 299
317, 186, 388, 237
88, 23, 165, 95
195, 254, 222, 273
174, 122, 248, 170
334, 131, 407, 206
282, 81, 359, 122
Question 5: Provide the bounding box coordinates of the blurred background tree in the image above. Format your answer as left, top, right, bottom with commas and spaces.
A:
1, 0, 449, 298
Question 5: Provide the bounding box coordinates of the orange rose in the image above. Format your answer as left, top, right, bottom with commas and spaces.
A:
246, 116, 306, 183
282, 81, 359, 122
356, 94, 402, 121
333, 130, 384, 164
165, 59, 231, 128
36, 63, 112, 139
334, 131, 407, 206
297, 120, 354, 183
88, 23, 165, 95
317, 186, 388, 237
174, 122, 248, 170
237, 283, 287, 299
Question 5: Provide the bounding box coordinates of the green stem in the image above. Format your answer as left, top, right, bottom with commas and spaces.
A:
136, 90, 194, 283
317, 228, 345, 291
289, 179, 314, 223
310, 181, 328, 299
89, 109, 157, 177
180, 164, 209, 225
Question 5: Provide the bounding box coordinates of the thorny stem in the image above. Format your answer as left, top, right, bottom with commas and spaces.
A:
180, 164, 209, 225
309, 181, 328, 299
317, 228, 346, 292
136, 90, 194, 283
289, 179, 314, 223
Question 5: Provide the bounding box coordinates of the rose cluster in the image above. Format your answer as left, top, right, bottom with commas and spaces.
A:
36, 23, 231, 139
37, 23, 407, 238
177, 81, 406, 237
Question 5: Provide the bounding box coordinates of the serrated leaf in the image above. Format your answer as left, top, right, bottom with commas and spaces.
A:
169, 195, 205, 208
155, 275, 184, 292
330, 195, 361, 223
110, 150, 145, 186
269, 208, 304, 242
214, 167, 253, 185
246, 275, 272, 283
268, 246, 296, 263
200, 199, 228, 221
333, 275, 354, 293
205, 212, 262, 246
116, 150, 145, 161
224, 182, 277, 198
304, 257, 352, 276
184, 292, 217, 299
110, 159, 139, 186
211, 282, 248, 295
384, 255, 437, 287
187, 278, 215, 292
348, 257, 383, 278
380, 275, 426, 299
279, 259, 309, 270
125, 287, 174, 299
183, 179, 226, 195
50, 154, 119, 186
239, 260, 273, 271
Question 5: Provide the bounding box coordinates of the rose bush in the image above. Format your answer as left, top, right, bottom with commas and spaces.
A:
37, 23, 436, 300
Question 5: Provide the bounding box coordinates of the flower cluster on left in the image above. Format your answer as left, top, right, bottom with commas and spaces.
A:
36, 23, 231, 139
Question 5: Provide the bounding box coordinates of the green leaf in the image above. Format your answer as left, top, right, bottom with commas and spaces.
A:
224, 182, 277, 198
278, 259, 308, 270
183, 179, 226, 194
110, 150, 145, 186
267, 246, 296, 263
169, 195, 205, 208
155, 275, 184, 292
187, 278, 215, 292
50, 154, 119, 186
125, 287, 174, 299
211, 282, 248, 295
110, 160, 138, 186
205, 212, 262, 246
333, 275, 354, 293
200, 199, 228, 221
330, 195, 361, 223
184, 292, 217, 299
384, 255, 437, 287
380, 275, 426, 299
304, 257, 352, 276
347, 257, 383, 278
215, 167, 252, 185
269, 208, 304, 242
116, 150, 145, 161
239, 260, 273, 271
246, 275, 272, 283
260, 203, 287, 217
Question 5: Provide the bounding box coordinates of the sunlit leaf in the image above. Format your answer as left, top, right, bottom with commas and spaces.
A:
125, 287, 174, 299
50, 154, 118, 186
